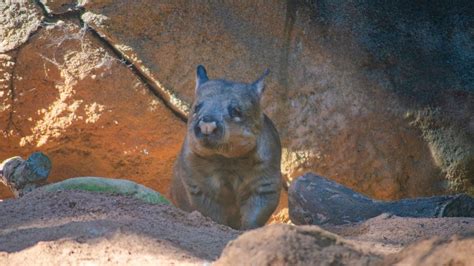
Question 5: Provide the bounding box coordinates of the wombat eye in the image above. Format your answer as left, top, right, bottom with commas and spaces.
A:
193, 103, 203, 114
228, 106, 242, 118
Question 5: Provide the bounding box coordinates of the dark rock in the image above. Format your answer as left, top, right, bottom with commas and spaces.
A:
0, 152, 51, 197
289, 173, 474, 226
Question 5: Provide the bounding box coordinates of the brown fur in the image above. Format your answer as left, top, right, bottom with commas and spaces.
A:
170, 66, 281, 229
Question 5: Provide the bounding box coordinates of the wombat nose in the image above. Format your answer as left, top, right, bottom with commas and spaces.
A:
198, 120, 217, 135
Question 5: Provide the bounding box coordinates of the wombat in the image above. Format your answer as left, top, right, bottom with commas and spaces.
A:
170, 65, 282, 230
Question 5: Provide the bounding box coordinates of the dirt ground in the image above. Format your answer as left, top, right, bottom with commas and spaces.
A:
0, 189, 473, 265
325, 214, 474, 256
0, 189, 238, 265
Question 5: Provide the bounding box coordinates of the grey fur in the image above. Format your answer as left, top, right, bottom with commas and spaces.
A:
170, 66, 282, 230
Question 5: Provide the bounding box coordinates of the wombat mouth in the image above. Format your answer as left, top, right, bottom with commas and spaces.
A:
196, 135, 225, 148
200, 138, 221, 148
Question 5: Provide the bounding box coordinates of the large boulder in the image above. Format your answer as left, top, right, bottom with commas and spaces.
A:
1, 1, 473, 200
78, 0, 472, 199
0, 18, 185, 198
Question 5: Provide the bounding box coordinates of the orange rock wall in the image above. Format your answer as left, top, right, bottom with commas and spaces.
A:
1, 1, 472, 200
0, 21, 184, 198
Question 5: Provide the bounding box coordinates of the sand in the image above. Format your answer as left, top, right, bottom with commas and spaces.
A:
0, 189, 473, 265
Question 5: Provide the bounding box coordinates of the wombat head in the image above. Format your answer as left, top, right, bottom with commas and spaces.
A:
187, 65, 269, 158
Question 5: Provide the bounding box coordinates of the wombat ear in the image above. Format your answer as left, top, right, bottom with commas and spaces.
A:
195, 65, 209, 92
252, 69, 270, 98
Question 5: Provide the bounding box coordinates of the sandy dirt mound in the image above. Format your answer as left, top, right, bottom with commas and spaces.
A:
325, 214, 474, 256
384, 232, 474, 265
1, 189, 473, 265
0, 189, 238, 265
216, 224, 382, 266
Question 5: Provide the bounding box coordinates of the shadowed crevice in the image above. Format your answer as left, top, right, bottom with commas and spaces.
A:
84, 26, 187, 122
279, 0, 297, 92
34, 0, 84, 22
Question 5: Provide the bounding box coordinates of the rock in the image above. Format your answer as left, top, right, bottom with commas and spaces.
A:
410, 109, 474, 194
0, 20, 185, 198
289, 173, 474, 226
215, 224, 381, 266
384, 233, 474, 265
79, 0, 473, 199
25, 152, 52, 179
1, 1, 472, 200
289, 173, 383, 226
43, 176, 170, 205
0, 152, 51, 197
0, 1, 43, 53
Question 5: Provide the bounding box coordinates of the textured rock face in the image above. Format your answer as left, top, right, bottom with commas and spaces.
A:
1, 1, 473, 200
78, 0, 473, 199
0, 19, 185, 198
0, 1, 43, 53
216, 224, 381, 265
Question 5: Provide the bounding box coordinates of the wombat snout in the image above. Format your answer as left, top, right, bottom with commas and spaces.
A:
199, 120, 216, 134
194, 115, 223, 139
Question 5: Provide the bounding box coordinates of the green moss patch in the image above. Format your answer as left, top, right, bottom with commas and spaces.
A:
43, 177, 170, 205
